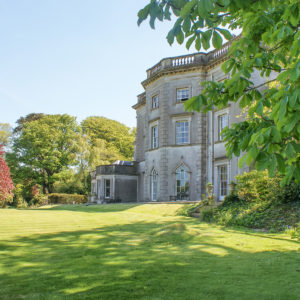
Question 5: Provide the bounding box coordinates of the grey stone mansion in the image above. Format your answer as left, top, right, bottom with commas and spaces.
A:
90, 41, 263, 203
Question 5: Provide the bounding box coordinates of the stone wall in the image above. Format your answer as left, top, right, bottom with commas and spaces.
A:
131, 42, 266, 202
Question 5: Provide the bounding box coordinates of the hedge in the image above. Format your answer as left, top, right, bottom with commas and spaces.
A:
48, 193, 88, 204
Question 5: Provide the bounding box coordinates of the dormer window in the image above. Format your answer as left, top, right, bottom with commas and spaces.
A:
152, 95, 159, 109
176, 88, 189, 102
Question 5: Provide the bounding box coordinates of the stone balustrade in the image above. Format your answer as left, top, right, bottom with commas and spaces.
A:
212, 44, 230, 59
172, 55, 195, 67
146, 40, 232, 79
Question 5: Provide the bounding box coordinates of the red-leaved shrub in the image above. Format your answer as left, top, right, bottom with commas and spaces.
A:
0, 145, 14, 206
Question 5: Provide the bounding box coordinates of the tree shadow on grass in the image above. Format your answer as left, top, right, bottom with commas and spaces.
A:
0, 221, 299, 300
26, 203, 143, 213
220, 225, 300, 246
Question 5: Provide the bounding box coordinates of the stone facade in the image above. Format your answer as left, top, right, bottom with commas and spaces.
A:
90, 161, 138, 203
132, 41, 263, 202
92, 41, 265, 203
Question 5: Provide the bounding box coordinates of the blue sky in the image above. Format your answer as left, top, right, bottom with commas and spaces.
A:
0, 0, 194, 128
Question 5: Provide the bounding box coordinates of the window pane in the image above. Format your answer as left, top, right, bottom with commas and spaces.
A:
218, 114, 228, 141
151, 125, 158, 148
176, 121, 189, 144
218, 165, 228, 197
104, 179, 110, 198
152, 95, 159, 108
175, 165, 189, 200
176, 88, 189, 102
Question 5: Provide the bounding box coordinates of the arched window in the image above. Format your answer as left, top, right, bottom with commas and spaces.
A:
175, 165, 189, 200
150, 169, 158, 201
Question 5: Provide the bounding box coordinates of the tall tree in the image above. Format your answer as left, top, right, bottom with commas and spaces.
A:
0, 145, 14, 206
13, 113, 45, 134
81, 116, 135, 160
72, 136, 121, 193
138, 0, 300, 184
0, 123, 12, 146
7, 114, 81, 193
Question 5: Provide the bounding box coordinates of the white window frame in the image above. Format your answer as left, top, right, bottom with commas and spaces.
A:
151, 125, 158, 149
218, 114, 228, 141
175, 164, 190, 200
176, 120, 189, 145
152, 95, 159, 109
176, 88, 190, 102
218, 165, 228, 201
104, 179, 111, 199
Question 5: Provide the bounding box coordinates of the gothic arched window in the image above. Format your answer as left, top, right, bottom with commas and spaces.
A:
175, 165, 189, 200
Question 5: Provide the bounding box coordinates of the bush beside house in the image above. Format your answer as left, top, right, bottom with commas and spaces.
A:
47, 193, 88, 204
186, 171, 300, 233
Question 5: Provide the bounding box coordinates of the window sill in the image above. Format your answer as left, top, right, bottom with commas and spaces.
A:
175, 143, 190, 147
149, 147, 159, 151
214, 140, 225, 144
175, 101, 188, 105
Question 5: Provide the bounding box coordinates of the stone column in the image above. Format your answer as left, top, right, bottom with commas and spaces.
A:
159, 83, 170, 201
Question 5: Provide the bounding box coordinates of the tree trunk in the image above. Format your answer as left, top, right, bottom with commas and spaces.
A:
42, 170, 48, 194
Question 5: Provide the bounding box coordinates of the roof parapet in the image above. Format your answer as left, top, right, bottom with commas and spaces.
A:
132, 92, 146, 110
133, 38, 237, 109
144, 40, 232, 85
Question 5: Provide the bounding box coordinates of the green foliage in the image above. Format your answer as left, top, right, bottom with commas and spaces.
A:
233, 170, 300, 204
277, 180, 300, 203
12, 184, 27, 208
201, 170, 300, 231
201, 207, 215, 222
176, 203, 199, 216
29, 194, 48, 207
47, 193, 88, 204
0, 123, 12, 146
7, 114, 81, 194
52, 169, 86, 195
235, 170, 280, 203
222, 192, 240, 205
13, 113, 45, 134
138, 0, 300, 184
15, 180, 36, 203
76, 117, 135, 194
212, 200, 300, 232
81, 116, 135, 161
80, 137, 121, 171
7, 113, 136, 197
285, 223, 300, 241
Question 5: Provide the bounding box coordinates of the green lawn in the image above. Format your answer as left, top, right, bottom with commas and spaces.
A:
0, 204, 299, 300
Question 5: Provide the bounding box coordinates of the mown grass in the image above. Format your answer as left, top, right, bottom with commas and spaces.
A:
0, 204, 299, 299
